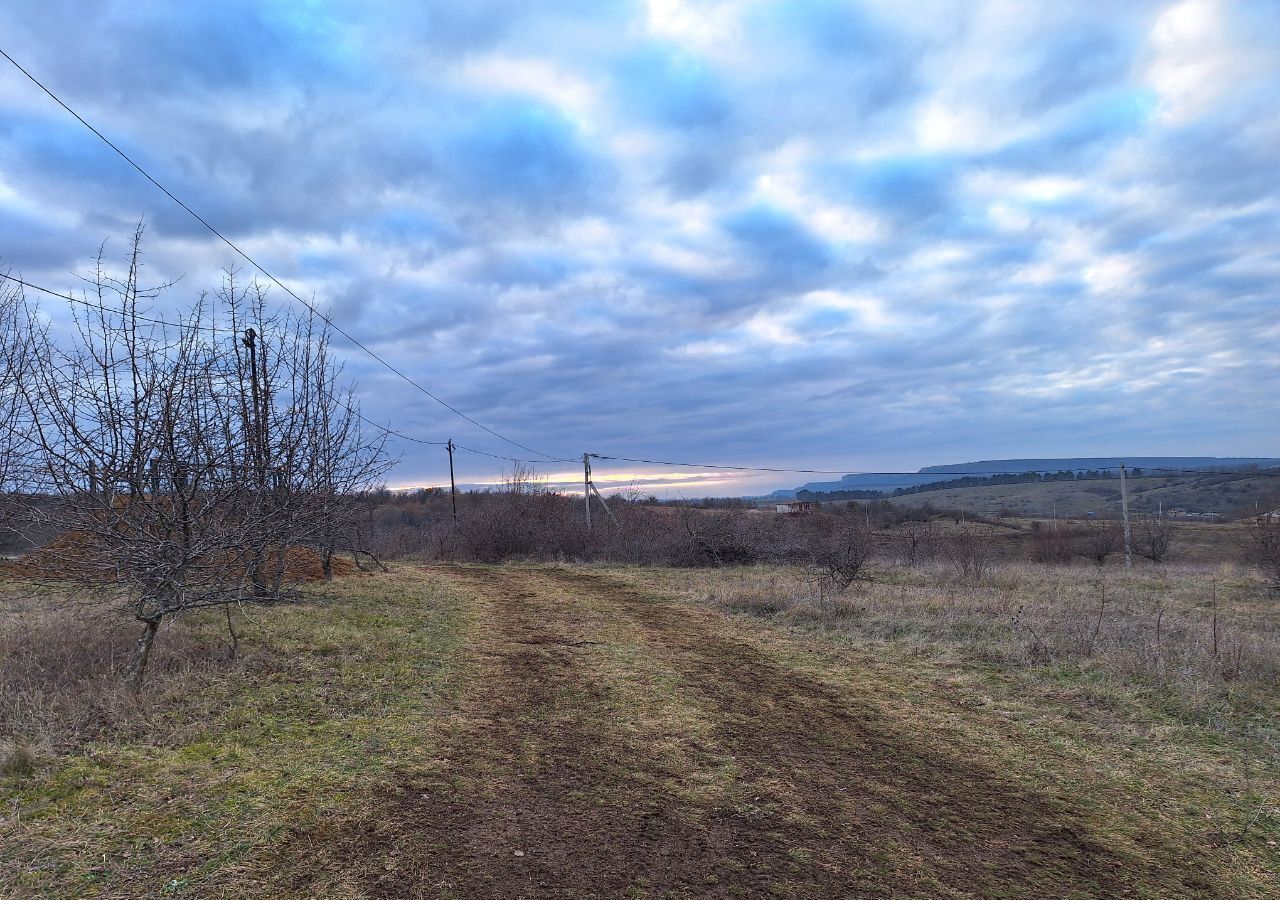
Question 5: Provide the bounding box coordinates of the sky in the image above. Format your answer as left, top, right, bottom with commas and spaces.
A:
0, 0, 1277, 496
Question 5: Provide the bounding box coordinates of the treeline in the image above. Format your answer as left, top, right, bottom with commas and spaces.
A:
892, 469, 1132, 496
794, 468, 1148, 503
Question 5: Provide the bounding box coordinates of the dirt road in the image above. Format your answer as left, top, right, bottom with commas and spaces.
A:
268, 565, 1220, 899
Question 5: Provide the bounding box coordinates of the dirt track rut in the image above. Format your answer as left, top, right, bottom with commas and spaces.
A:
276, 565, 1221, 899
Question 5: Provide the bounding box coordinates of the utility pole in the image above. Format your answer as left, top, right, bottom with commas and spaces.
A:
242, 328, 263, 485
1120, 462, 1133, 569
583, 452, 592, 531
590, 481, 621, 527
446, 440, 458, 523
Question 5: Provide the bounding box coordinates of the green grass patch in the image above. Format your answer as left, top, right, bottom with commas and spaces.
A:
1, 570, 464, 898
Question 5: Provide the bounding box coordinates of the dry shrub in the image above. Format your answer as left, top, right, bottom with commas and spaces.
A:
1028, 522, 1075, 564
1133, 514, 1177, 563
0, 588, 266, 754
704, 571, 800, 616
805, 515, 875, 588
942, 529, 993, 582
1074, 522, 1123, 566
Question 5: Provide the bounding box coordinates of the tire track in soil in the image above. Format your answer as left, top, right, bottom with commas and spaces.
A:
533, 566, 1225, 899
279, 566, 873, 899
270, 565, 1224, 899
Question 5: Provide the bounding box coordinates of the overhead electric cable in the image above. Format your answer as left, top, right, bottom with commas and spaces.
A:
8, 273, 1275, 480
0, 271, 449, 447
0, 46, 560, 462
453, 442, 576, 464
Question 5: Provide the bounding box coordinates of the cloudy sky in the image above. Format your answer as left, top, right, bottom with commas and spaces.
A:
1, 0, 1277, 495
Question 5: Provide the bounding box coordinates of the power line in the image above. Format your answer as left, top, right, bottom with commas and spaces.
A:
9, 272, 1276, 480
453, 442, 576, 464
3, 274, 564, 459
0, 46, 561, 463
0, 271, 449, 448
1, 271, 225, 332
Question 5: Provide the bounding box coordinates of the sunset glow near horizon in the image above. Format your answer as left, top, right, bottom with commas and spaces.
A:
1, 1, 1277, 497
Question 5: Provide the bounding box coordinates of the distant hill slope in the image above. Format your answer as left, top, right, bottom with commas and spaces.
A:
883, 472, 1280, 521
768, 457, 1280, 499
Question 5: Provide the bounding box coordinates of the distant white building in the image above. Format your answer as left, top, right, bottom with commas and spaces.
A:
775, 500, 817, 515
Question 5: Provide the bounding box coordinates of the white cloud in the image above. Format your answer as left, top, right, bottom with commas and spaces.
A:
1146, 0, 1256, 123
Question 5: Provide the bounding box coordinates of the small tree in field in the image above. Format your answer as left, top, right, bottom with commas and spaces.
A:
895, 519, 937, 566
9, 230, 390, 687
1132, 514, 1176, 563
0, 275, 38, 534
943, 528, 992, 582
1242, 513, 1280, 592
1076, 522, 1123, 566
808, 515, 875, 589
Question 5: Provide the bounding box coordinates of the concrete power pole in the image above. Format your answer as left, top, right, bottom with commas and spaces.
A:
1119, 462, 1133, 569
583, 452, 592, 531
446, 440, 458, 523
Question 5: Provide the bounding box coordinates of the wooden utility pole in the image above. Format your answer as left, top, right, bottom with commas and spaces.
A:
242, 328, 263, 484
446, 440, 458, 523
1120, 462, 1133, 569
583, 453, 592, 530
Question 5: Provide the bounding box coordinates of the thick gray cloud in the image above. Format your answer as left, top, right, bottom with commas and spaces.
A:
0, 0, 1277, 494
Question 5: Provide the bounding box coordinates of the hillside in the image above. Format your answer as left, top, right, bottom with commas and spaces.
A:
770, 457, 1280, 506
882, 472, 1280, 520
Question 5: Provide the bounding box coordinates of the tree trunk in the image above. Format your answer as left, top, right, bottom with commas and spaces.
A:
225, 605, 240, 660
321, 547, 333, 581
128, 619, 161, 692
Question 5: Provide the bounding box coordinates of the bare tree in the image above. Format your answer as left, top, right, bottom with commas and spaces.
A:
809, 516, 875, 589
1076, 521, 1123, 566
10, 230, 389, 687
1132, 514, 1176, 563
943, 528, 993, 582
1241, 513, 1280, 592
673, 505, 760, 567
0, 275, 42, 544
895, 519, 937, 567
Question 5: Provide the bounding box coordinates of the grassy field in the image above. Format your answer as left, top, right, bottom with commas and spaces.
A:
2, 563, 1278, 897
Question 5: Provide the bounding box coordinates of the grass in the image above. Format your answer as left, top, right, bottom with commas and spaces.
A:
3, 561, 1278, 896
608, 561, 1280, 883
0, 570, 464, 897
